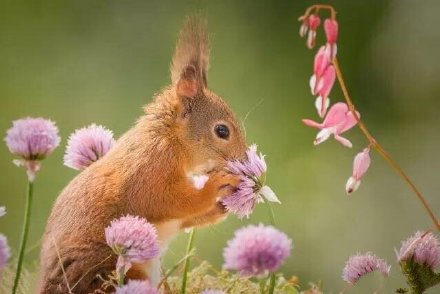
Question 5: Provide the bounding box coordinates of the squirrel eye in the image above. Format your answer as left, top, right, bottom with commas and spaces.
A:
214, 124, 230, 140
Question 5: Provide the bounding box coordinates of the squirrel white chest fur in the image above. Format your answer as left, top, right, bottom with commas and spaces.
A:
144, 219, 183, 286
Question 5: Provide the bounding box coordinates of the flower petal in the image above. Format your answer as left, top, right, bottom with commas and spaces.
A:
302, 119, 323, 129
318, 65, 336, 99
260, 186, 280, 204
345, 176, 361, 194
309, 75, 317, 95
334, 134, 353, 148
337, 110, 360, 134
314, 128, 334, 145
315, 96, 330, 118
324, 19, 338, 44
322, 103, 349, 127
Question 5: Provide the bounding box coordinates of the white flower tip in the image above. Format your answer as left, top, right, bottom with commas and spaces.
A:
335, 135, 353, 148
309, 75, 317, 95
314, 128, 332, 145
260, 186, 281, 204
315, 96, 330, 118
346, 177, 361, 195
12, 159, 24, 167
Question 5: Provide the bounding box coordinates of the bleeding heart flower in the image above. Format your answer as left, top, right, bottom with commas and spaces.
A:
310, 46, 331, 92
306, 15, 321, 49
346, 148, 371, 194
298, 15, 309, 38
309, 46, 335, 117
324, 19, 338, 58
302, 102, 359, 147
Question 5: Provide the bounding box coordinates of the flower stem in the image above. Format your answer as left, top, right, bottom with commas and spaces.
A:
12, 180, 34, 294
332, 57, 440, 231
117, 266, 125, 287
180, 228, 196, 294
265, 200, 277, 294
265, 200, 276, 226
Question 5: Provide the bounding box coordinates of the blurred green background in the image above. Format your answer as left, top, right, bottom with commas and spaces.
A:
1, 0, 440, 292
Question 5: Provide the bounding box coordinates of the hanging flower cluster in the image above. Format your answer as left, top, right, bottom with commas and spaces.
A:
299, 9, 371, 195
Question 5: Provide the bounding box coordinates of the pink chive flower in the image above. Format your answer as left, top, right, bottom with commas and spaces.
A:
105, 215, 160, 275
0, 206, 5, 218
64, 124, 115, 170
302, 102, 359, 148
306, 15, 321, 49
342, 252, 391, 284
114, 280, 158, 294
346, 148, 371, 194
223, 224, 292, 277
324, 19, 338, 58
4, 117, 61, 182
222, 144, 279, 219
0, 234, 11, 271
397, 231, 440, 270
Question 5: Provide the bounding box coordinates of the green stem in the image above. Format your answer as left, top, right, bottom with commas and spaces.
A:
265, 200, 277, 294
259, 279, 266, 293
12, 181, 34, 294
180, 228, 196, 294
117, 266, 125, 287
265, 200, 276, 226
268, 273, 276, 294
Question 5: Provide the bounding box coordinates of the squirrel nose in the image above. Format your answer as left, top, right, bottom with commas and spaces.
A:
233, 144, 248, 162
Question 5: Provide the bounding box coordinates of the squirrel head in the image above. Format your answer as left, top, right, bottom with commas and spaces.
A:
163, 16, 247, 173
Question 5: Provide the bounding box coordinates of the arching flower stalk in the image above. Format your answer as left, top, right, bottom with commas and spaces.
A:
298, 4, 439, 231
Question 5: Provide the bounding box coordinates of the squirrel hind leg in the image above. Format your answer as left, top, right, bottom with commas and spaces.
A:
38, 243, 117, 294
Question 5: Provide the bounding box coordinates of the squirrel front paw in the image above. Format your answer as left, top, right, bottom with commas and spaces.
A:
205, 170, 240, 201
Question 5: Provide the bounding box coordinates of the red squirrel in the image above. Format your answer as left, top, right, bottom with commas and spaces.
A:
38, 16, 247, 293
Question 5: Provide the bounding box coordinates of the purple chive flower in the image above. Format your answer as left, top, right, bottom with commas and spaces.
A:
105, 215, 160, 274
397, 231, 440, 270
222, 144, 279, 219
64, 124, 115, 170
5, 117, 60, 181
342, 252, 391, 284
0, 234, 11, 271
201, 290, 225, 294
0, 206, 5, 218
223, 224, 292, 277
114, 280, 158, 294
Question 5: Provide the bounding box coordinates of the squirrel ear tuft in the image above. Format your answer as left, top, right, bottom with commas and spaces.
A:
171, 15, 210, 97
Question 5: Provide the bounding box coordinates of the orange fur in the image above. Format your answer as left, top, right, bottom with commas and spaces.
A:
38, 16, 246, 293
